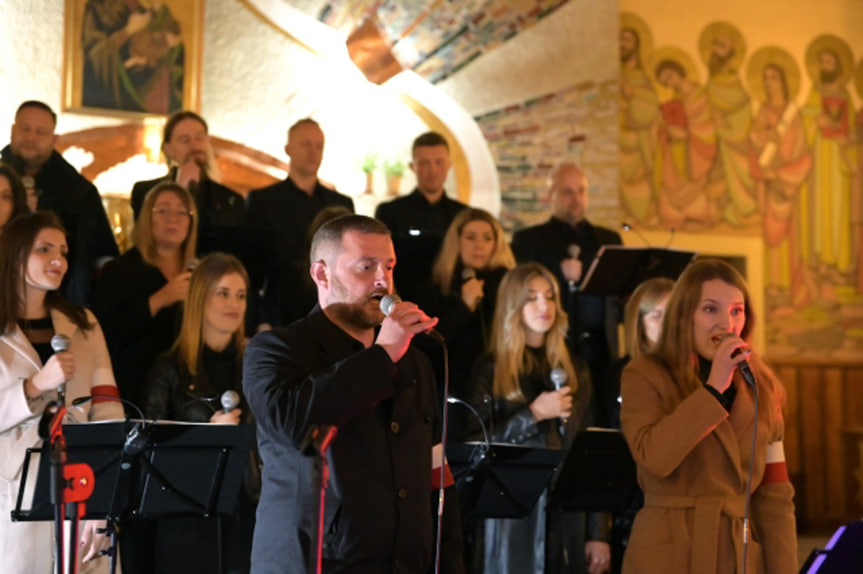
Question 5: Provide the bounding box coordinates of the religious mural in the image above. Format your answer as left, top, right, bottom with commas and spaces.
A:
620, 12, 863, 359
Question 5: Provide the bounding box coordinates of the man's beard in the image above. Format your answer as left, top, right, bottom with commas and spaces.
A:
820, 68, 841, 84
328, 275, 385, 330
709, 50, 734, 76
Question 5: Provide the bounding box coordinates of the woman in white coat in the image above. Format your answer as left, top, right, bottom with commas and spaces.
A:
0, 212, 125, 573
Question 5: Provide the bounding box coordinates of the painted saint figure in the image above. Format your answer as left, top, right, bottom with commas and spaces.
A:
747, 48, 812, 304
652, 50, 719, 229
82, 0, 185, 114
801, 35, 856, 280
700, 22, 757, 227
619, 13, 660, 224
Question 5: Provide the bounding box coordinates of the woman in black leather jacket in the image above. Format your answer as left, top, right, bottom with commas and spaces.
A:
127, 253, 255, 574
465, 263, 611, 574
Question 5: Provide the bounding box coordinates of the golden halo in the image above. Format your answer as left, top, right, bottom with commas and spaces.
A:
648, 45, 701, 86
620, 12, 654, 68
855, 59, 863, 100
698, 21, 746, 71
805, 34, 854, 87
746, 46, 802, 104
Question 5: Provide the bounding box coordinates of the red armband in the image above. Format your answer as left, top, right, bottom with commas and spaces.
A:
763, 440, 789, 484
90, 385, 120, 404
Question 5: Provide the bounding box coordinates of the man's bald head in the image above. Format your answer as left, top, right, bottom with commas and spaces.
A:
549, 164, 589, 226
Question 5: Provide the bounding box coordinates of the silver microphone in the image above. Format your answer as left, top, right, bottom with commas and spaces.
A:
379, 294, 442, 340
550, 367, 569, 429
461, 267, 477, 282
379, 293, 401, 317
50, 334, 71, 405
220, 390, 240, 414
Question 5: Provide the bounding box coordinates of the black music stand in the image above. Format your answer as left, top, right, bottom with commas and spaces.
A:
548, 429, 638, 513
448, 443, 562, 519
13, 421, 255, 573
579, 245, 696, 297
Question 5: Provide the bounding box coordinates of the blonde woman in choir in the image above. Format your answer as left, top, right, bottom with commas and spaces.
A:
466, 263, 610, 574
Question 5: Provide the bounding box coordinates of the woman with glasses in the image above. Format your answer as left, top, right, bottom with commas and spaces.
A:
93, 182, 197, 408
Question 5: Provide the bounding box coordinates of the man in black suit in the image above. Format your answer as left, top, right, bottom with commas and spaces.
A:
129, 110, 245, 258
375, 132, 466, 302
242, 215, 463, 573
247, 118, 354, 329
2, 100, 118, 305
511, 164, 622, 423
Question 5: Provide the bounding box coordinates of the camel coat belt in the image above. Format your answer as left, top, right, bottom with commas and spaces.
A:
620, 355, 797, 574
643, 493, 747, 573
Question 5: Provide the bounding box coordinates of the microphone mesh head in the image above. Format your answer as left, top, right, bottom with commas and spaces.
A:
461, 267, 476, 281
50, 334, 71, 353
567, 244, 581, 259
550, 367, 568, 390
379, 294, 401, 316
221, 390, 240, 411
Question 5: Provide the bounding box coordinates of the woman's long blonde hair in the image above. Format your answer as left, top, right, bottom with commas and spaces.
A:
134, 182, 197, 267
624, 277, 674, 359
654, 259, 783, 422
432, 208, 515, 295
174, 253, 249, 375
489, 263, 577, 401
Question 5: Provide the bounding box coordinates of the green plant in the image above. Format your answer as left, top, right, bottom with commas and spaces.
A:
383, 158, 405, 177
361, 153, 378, 173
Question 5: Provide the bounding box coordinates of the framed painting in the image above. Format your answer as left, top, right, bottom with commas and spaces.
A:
62, 0, 203, 117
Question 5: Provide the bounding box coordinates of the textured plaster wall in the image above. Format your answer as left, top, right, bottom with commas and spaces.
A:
437, 0, 620, 117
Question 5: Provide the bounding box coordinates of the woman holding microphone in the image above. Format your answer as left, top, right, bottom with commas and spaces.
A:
0, 212, 124, 573
466, 263, 610, 574
620, 259, 796, 573
127, 253, 255, 574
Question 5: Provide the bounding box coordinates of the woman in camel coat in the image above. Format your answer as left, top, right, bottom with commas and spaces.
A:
620, 259, 796, 574
0, 212, 124, 574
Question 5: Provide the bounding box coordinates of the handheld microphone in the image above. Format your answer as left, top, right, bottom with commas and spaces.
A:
738, 359, 756, 388
550, 367, 569, 437
722, 333, 757, 388
220, 390, 240, 413
50, 334, 71, 406
186, 257, 201, 272
379, 294, 443, 341
461, 267, 477, 282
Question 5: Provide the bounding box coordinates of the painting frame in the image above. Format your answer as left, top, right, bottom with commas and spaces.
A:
62, 0, 204, 118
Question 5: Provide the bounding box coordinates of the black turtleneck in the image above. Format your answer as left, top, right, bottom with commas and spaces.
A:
698, 355, 736, 412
